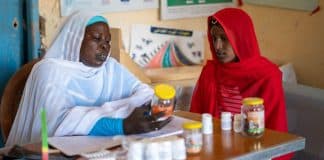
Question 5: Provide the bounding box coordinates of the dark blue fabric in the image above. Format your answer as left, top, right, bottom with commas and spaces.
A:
89, 118, 124, 136
0, 129, 4, 147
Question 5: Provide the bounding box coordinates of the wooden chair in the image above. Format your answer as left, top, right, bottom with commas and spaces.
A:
0, 59, 39, 142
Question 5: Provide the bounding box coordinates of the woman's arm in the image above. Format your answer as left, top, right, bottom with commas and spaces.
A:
54, 82, 154, 136
260, 75, 288, 132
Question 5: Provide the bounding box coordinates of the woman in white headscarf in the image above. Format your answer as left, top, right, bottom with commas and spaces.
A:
6, 11, 170, 146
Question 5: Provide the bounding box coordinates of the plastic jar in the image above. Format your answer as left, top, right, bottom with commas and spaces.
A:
183, 122, 203, 154
221, 112, 232, 131
202, 113, 213, 134
233, 114, 243, 133
241, 97, 265, 138
151, 84, 176, 121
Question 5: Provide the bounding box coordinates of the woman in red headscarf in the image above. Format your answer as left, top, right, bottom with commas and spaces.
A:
190, 8, 291, 159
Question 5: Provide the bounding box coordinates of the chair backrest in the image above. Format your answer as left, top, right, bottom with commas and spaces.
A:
0, 59, 39, 142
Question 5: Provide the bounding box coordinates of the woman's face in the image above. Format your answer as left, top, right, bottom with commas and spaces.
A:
210, 23, 238, 64
80, 22, 111, 67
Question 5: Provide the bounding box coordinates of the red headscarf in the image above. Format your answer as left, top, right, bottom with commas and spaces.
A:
190, 8, 288, 133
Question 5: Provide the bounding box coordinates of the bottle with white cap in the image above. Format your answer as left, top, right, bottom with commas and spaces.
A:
127, 141, 144, 160
221, 112, 232, 131
144, 142, 159, 160
159, 141, 172, 160
171, 138, 186, 160
202, 113, 213, 134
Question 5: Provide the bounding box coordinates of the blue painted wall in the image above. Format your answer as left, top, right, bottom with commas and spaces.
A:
0, 0, 25, 148
0, 0, 25, 98
0, 0, 40, 147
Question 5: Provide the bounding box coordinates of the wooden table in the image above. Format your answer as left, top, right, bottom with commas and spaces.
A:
175, 111, 305, 159
0, 111, 305, 159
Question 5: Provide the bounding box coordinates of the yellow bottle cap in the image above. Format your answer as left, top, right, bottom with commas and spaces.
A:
154, 84, 176, 100
242, 97, 264, 106
183, 122, 202, 129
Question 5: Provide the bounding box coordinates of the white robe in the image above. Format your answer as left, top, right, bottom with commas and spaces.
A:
6, 11, 153, 146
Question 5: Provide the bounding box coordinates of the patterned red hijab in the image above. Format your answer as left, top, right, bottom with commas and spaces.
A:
190, 8, 287, 133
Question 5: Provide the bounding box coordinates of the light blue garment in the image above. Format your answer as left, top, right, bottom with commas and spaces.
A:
6, 11, 153, 146
6, 57, 153, 146
87, 16, 108, 26
89, 118, 124, 136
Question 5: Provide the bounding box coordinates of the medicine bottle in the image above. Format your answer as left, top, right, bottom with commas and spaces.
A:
221, 112, 232, 131
182, 122, 203, 154
233, 114, 243, 133
151, 84, 176, 121
202, 113, 213, 134
241, 97, 265, 138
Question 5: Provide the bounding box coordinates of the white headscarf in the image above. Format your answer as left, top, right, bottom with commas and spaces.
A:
6, 11, 153, 146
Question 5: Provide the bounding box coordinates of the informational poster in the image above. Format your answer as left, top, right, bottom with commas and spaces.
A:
244, 0, 318, 11
130, 24, 204, 68
60, 0, 158, 16
161, 0, 234, 20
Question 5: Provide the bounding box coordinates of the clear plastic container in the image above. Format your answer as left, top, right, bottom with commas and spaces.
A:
151, 84, 176, 121
241, 97, 265, 138
183, 122, 203, 154
233, 114, 243, 133
221, 112, 232, 131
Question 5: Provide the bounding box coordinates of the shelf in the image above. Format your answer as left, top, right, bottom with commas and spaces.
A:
144, 66, 202, 86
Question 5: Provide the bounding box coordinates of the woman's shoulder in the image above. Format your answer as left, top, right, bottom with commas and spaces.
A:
104, 57, 126, 70
31, 59, 76, 83
201, 60, 217, 74
32, 59, 66, 74
105, 57, 119, 66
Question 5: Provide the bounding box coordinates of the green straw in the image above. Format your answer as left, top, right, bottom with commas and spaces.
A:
41, 108, 49, 160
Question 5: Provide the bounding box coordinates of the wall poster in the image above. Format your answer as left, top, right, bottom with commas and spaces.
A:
60, 0, 158, 16
130, 24, 205, 68
244, 0, 319, 12
160, 0, 234, 20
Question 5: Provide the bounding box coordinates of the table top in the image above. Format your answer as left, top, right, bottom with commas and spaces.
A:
174, 111, 305, 160
0, 111, 305, 160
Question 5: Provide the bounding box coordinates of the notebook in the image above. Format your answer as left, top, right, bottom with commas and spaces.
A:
48, 136, 121, 156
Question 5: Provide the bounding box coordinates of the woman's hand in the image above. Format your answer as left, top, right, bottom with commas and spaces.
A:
123, 102, 172, 135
